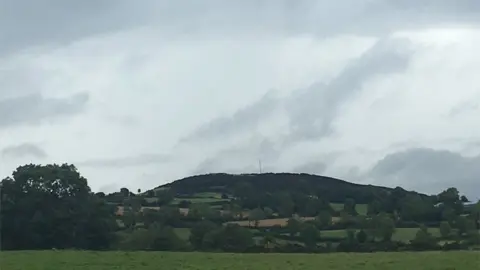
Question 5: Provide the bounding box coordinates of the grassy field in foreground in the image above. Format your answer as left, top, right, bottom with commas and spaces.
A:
2, 251, 479, 270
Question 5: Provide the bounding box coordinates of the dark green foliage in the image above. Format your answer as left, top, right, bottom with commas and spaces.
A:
115, 224, 187, 251
343, 198, 358, 216
155, 189, 175, 206
439, 221, 451, 238
202, 224, 254, 252
300, 223, 319, 248
286, 218, 302, 237
315, 210, 332, 229
156, 173, 413, 204
2, 163, 479, 254
356, 230, 368, 243
248, 208, 266, 227
410, 225, 439, 250
189, 220, 218, 249
0, 164, 117, 250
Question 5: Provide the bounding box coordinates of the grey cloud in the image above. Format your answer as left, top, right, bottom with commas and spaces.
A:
292, 162, 327, 175
182, 37, 413, 148
98, 183, 120, 193
77, 153, 171, 168
192, 137, 280, 175
448, 100, 479, 117
181, 90, 280, 143
1, 143, 47, 159
3, 0, 480, 56
0, 0, 151, 56
284, 38, 412, 143
185, 36, 414, 177
0, 92, 89, 128
369, 148, 480, 199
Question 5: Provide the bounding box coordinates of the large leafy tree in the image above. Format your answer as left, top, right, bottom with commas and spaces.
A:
0, 164, 117, 250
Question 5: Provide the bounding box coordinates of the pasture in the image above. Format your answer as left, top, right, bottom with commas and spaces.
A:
320, 228, 441, 243
2, 251, 478, 270
330, 203, 368, 215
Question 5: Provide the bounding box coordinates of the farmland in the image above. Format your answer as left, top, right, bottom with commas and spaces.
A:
331, 203, 368, 215
2, 251, 479, 270
3, 166, 480, 260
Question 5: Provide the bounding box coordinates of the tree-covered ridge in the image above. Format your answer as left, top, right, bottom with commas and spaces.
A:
1, 163, 479, 253
155, 172, 424, 204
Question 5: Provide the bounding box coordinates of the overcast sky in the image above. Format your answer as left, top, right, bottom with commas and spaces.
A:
1, 0, 479, 199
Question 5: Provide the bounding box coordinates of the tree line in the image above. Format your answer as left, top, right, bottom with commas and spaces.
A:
1, 164, 479, 252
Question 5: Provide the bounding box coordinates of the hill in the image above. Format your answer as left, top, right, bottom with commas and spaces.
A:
154, 172, 424, 204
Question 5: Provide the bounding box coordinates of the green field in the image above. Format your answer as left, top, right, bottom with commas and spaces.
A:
2, 251, 479, 270
171, 197, 228, 204
321, 228, 441, 243
330, 203, 368, 215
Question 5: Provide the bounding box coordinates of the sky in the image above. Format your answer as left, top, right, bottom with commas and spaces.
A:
1, 0, 480, 199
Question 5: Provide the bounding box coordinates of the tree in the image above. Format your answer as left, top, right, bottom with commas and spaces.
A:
466, 226, 480, 245
470, 200, 480, 230
356, 230, 367, 243
0, 164, 117, 250
315, 210, 332, 229
141, 208, 161, 228
248, 208, 266, 227
343, 198, 358, 216
117, 224, 186, 251
188, 203, 217, 221
263, 207, 274, 218
367, 200, 382, 216
146, 190, 155, 197
273, 192, 294, 218
227, 203, 243, 219
455, 216, 469, 236
438, 188, 463, 214
233, 182, 253, 199
300, 223, 319, 249
410, 225, 438, 249
189, 220, 218, 249
369, 213, 395, 242
286, 218, 302, 237
178, 200, 191, 208
262, 233, 277, 250
379, 215, 396, 242
202, 224, 254, 252
155, 189, 174, 206
149, 224, 187, 251
399, 194, 437, 222
120, 187, 130, 197
441, 206, 457, 226
122, 209, 137, 230
346, 229, 357, 244
439, 221, 451, 238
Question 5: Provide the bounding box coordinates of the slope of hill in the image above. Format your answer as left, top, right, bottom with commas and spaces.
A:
153, 172, 423, 204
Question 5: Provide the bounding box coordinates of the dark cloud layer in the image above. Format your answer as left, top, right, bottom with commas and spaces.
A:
369, 148, 480, 199
0, 92, 89, 128
1, 143, 47, 159
3, 0, 480, 56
